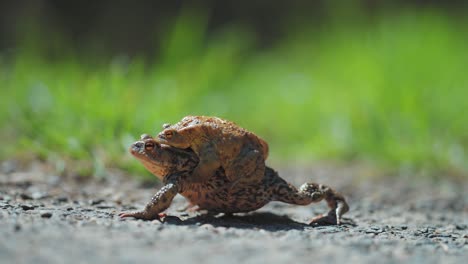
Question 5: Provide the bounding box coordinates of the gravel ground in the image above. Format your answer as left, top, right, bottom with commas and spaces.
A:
1, 160, 467, 264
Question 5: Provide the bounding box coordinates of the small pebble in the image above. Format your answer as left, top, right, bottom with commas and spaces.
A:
95, 204, 115, 209
56, 196, 69, 203
419, 228, 429, 234
32, 192, 49, 200
20, 193, 33, 200
1, 195, 12, 202
41, 212, 53, 218
0, 202, 13, 209
90, 199, 105, 206
21, 204, 35, 210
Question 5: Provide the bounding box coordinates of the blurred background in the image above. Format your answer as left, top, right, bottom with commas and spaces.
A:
1, 0, 467, 178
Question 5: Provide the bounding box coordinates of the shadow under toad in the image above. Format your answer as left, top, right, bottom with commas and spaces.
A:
160, 212, 356, 231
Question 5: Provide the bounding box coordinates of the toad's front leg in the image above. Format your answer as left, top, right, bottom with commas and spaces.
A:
119, 182, 179, 220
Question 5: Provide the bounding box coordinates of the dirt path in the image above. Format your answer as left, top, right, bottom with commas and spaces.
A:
1, 161, 467, 264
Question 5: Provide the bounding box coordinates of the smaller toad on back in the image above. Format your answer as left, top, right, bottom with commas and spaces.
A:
157, 116, 269, 184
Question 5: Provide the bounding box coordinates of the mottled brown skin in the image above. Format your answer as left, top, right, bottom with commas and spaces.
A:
156, 116, 269, 185
119, 135, 349, 225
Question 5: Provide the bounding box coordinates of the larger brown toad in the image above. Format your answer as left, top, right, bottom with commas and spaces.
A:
119, 135, 349, 225
156, 116, 269, 185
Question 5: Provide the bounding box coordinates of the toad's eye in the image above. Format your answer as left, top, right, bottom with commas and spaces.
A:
164, 130, 174, 139
145, 141, 155, 151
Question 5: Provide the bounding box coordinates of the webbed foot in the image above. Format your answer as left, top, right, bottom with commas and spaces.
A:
118, 211, 167, 221
310, 198, 349, 225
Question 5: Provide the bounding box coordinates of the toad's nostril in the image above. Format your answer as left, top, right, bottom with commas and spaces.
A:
133, 142, 144, 149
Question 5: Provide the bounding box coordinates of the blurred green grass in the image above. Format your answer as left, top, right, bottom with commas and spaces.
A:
1, 9, 467, 177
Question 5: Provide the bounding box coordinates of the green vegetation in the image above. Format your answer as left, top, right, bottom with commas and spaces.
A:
1, 9, 467, 177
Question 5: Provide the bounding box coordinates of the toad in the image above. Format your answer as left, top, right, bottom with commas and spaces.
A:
156, 116, 269, 186
119, 135, 349, 225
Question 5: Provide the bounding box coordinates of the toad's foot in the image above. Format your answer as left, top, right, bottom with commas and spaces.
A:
309, 199, 348, 225
118, 211, 167, 221
318, 186, 349, 225
271, 179, 349, 225
119, 181, 179, 221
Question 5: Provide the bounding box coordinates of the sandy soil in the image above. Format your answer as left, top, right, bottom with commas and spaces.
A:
1, 160, 467, 264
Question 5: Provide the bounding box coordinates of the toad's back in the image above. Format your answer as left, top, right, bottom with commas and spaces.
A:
178, 116, 269, 158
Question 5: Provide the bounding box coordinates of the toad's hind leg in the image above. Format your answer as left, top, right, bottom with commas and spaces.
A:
226, 149, 265, 184
189, 147, 221, 183
271, 179, 349, 225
